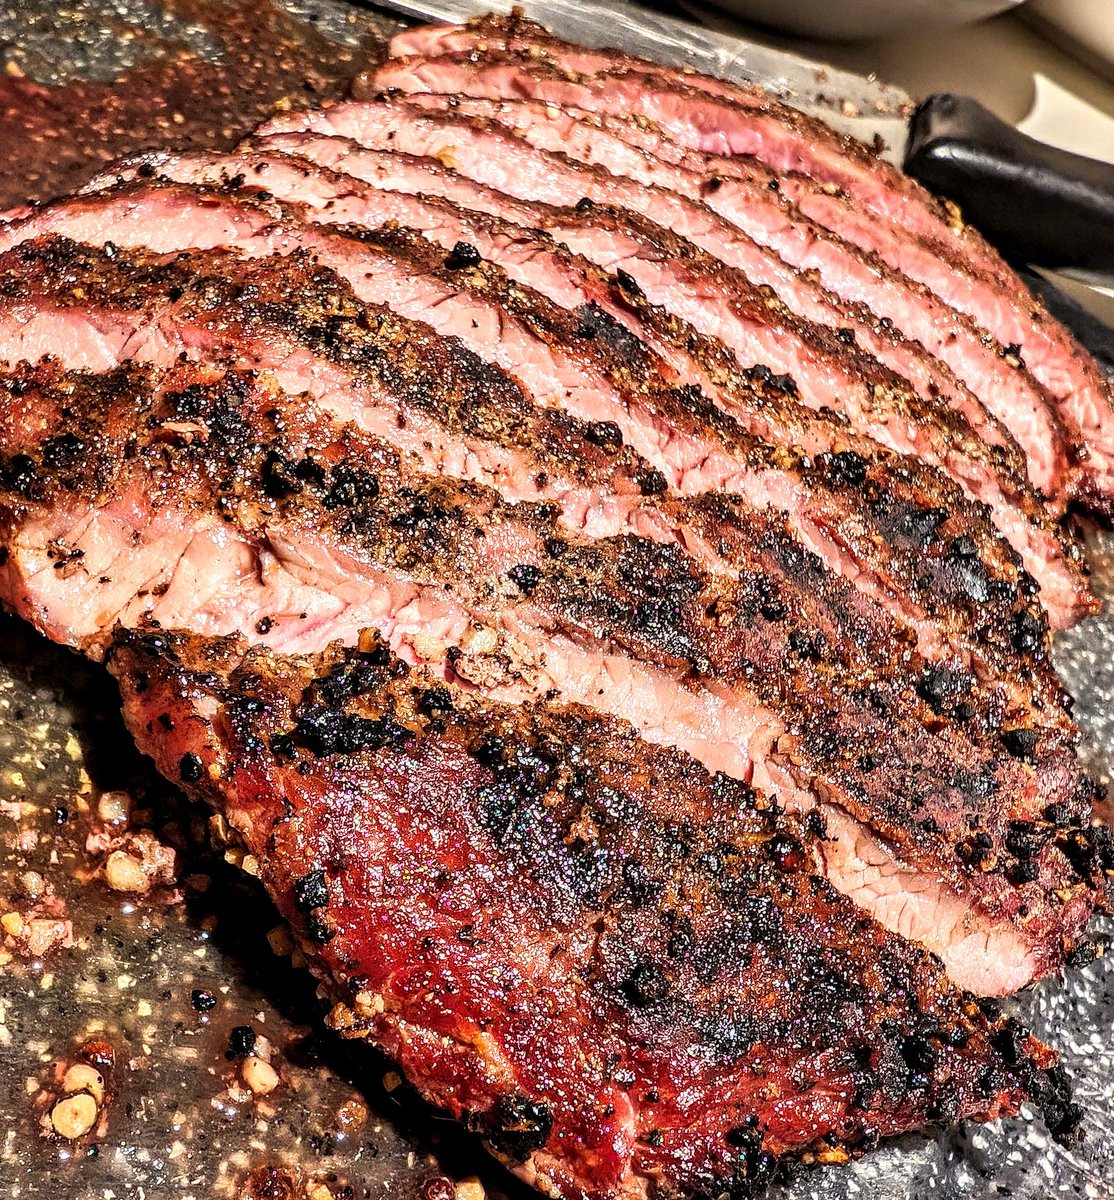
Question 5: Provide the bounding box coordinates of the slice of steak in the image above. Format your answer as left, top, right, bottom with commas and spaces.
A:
384, 19, 1020, 300
208, 135, 1092, 629
250, 121, 994, 470
389, 91, 1077, 501
387, 15, 1114, 442
405, 90, 1011, 331
109, 626, 1078, 1198
0, 189, 1071, 700
256, 103, 1080, 514
0, 308, 1105, 995
358, 70, 1089, 512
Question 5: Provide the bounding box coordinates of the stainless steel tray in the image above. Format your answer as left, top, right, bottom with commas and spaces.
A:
0, 2, 1110, 1197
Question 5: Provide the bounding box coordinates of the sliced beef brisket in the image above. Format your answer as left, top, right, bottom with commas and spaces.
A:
384, 16, 1114, 491
366, 50, 1114, 509
0, 20, 1110, 1187
254, 101, 1081, 517
203, 131, 1092, 626
0, 185, 1080, 700
0, 242, 1105, 995
109, 627, 1076, 1197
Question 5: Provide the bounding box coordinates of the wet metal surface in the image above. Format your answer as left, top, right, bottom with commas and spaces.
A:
0, 0, 399, 210
0, 1, 1111, 1197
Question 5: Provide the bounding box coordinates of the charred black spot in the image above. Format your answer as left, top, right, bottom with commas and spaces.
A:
926, 1092, 961, 1126
294, 706, 409, 757
1004, 820, 1051, 859
585, 421, 624, 452
486, 1094, 552, 1159
744, 363, 797, 397
293, 869, 329, 913
760, 601, 789, 625
293, 457, 327, 487
178, 753, 203, 783
615, 268, 643, 298
190, 988, 217, 1013
787, 630, 823, 659
623, 962, 670, 1007
444, 241, 481, 270
696, 1009, 755, 1058
323, 464, 380, 510
41, 432, 85, 468
417, 687, 455, 718
725, 1121, 760, 1150
620, 859, 660, 906
666, 928, 693, 959
804, 810, 828, 840
1006, 860, 1040, 885
317, 664, 380, 708
635, 468, 668, 496
1011, 609, 1044, 654
894, 504, 947, 549
1, 453, 37, 498
260, 450, 303, 498
575, 302, 609, 340
1065, 939, 1101, 969
1058, 828, 1100, 877
824, 450, 868, 487
1002, 727, 1040, 760
956, 832, 994, 868
898, 1036, 939, 1073
508, 563, 543, 595
574, 196, 594, 213
915, 664, 973, 716
306, 911, 338, 944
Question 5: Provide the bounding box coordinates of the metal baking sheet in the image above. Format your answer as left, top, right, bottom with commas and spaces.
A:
0, 2, 1111, 1198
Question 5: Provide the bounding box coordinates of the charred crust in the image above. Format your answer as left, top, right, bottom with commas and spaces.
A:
292, 868, 329, 913
485, 1094, 553, 1159
178, 752, 203, 783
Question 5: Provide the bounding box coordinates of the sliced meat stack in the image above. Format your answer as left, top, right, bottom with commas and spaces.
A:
0, 12, 1110, 1197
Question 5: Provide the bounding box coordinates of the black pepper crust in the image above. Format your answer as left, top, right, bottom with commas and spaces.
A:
107, 625, 1077, 1200
0, 218, 1080, 712
1, 355, 1106, 978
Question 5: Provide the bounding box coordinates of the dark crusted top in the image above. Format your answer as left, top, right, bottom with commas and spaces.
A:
108, 625, 1076, 1200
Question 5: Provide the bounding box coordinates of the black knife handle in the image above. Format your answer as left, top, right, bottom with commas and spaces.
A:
904, 92, 1114, 286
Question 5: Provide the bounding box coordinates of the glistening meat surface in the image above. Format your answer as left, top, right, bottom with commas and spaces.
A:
0, 193, 1078, 736
108, 626, 1079, 1200
0, 271, 1105, 998
216, 131, 1094, 628
257, 103, 1068, 498
376, 85, 1075, 516
249, 105, 1094, 626
378, 14, 1114, 510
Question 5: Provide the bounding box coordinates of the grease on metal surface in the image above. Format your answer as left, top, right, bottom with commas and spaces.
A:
0, 0, 397, 210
